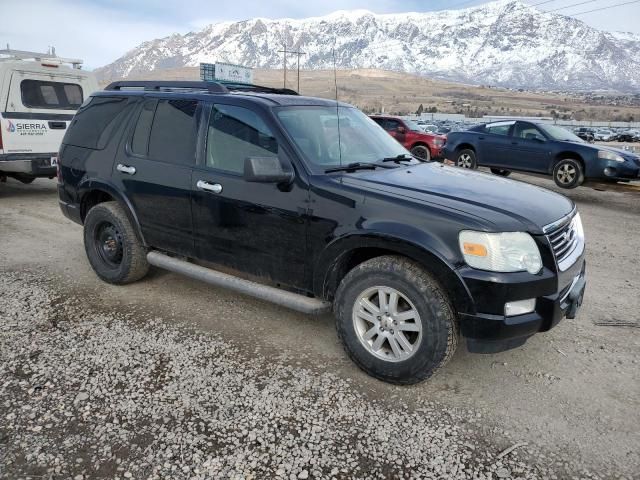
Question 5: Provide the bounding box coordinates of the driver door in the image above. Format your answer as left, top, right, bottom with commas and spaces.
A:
191, 102, 309, 289
383, 119, 407, 145
509, 122, 552, 173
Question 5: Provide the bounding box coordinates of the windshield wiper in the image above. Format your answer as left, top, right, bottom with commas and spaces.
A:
325, 162, 390, 173
381, 154, 414, 163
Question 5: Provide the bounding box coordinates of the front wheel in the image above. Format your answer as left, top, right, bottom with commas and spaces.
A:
334, 256, 458, 385
456, 149, 477, 169
553, 159, 584, 189
490, 168, 511, 177
410, 145, 431, 162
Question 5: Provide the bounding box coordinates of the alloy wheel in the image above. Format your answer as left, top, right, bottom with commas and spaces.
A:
352, 286, 423, 363
457, 153, 473, 168
556, 164, 576, 185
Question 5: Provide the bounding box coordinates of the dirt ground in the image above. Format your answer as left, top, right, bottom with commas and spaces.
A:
1, 173, 639, 479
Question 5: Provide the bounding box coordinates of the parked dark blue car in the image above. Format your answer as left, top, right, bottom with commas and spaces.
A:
443, 120, 640, 188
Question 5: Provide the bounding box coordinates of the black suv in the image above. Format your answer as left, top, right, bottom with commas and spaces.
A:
57, 81, 587, 384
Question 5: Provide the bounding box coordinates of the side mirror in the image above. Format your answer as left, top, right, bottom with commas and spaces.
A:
244, 156, 294, 184
397, 126, 407, 134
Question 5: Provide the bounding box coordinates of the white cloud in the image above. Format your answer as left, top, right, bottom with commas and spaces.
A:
0, 0, 185, 69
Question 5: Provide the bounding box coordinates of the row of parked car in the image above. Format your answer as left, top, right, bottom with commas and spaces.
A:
573, 127, 640, 143
371, 115, 640, 189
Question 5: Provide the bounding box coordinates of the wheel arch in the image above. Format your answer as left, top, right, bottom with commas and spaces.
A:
455, 143, 476, 154
78, 180, 146, 246
314, 234, 474, 315
550, 151, 584, 175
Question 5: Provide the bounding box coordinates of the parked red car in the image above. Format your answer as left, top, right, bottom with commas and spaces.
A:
370, 115, 446, 161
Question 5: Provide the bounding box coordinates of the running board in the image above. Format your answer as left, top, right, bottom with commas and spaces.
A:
146, 251, 331, 315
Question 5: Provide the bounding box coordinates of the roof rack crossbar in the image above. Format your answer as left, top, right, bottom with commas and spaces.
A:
0, 48, 83, 69
104, 81, 228, 94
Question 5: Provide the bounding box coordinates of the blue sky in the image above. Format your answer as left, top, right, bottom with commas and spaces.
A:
2, 0, 640, 69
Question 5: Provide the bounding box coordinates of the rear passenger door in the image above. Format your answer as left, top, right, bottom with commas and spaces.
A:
191, 102, 308, 288
112, 97, 199, 257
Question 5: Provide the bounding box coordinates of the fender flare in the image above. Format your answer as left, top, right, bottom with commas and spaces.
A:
77, 178, 147, 246
313, 231, 474, 315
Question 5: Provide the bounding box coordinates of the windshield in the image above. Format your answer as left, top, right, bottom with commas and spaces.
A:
276, 106, 410, 169
540, 124, 584, 143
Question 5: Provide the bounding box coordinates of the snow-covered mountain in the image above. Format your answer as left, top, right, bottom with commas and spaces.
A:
95, 0, 640, 92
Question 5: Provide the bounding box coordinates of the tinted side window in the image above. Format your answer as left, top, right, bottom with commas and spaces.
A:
21, 80, 83, 110
206, 104, 278, 174
384, 120, 401, 131
131, 100, 156, 156
486, 124, 512, 136
514, 123, 545, 141
64, 96, 130, 150
148, 99, 198, 165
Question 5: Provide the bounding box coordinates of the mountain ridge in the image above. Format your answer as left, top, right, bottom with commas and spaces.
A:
95, 0, 640, 92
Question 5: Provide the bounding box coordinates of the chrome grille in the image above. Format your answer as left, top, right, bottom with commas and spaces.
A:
546, 213, 584, 271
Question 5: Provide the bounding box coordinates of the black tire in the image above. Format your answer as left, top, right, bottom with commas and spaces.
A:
83, 202, 149, 284
456, 149, 477, 169
13, 174, 36, 184
490, 168, 511, 177
334, 255, 458, 385
553, 158, 584, 189
410, 144, 431, 162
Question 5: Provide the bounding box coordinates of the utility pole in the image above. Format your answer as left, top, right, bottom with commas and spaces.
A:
278, 45, 287, 88
278, 46, 306, 93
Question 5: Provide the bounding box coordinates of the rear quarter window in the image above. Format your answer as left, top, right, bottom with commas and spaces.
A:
21, 80, 83, 110
64, 96, 132, 150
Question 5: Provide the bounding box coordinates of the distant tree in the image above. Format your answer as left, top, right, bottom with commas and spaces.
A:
416, 104, 424, 115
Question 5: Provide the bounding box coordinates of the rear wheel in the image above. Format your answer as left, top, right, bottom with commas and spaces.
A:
334, 256, 458, 385
84, 202, 149, 284
553, 159, 584, 189
12, 174, 36, 184
490, 168, 511, 177
456, 149, 477, 169
411, 145, 431, 162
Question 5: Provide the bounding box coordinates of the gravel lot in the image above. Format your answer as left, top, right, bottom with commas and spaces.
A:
1, 175, 639, 479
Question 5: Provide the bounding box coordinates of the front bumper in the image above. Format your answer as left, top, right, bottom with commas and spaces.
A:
457, 256, 586, 353
0, 153, 57, 177
594, 160, 640, 181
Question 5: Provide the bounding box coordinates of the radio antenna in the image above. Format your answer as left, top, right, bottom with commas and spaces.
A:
332, 39, 342, 166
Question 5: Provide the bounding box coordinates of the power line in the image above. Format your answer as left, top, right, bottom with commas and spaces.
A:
570, 0, 640, 15
546, 0, 597, 13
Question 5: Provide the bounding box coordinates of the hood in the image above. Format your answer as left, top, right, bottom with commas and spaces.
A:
341, 163, 574, 234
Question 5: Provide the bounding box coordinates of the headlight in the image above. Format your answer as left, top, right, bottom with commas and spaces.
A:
459, 231, 542, 274
598, 150, 625, 163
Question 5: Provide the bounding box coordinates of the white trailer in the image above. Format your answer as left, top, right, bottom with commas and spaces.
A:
0, 49, 98, 183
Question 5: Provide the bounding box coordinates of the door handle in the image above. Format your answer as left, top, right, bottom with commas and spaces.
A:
196, 180, 223, 194
478, 136, 485, 140
117, 164, 136, 175
511, 141, 518, 145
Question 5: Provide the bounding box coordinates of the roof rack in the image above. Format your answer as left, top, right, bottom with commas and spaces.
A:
0, 48, 83, 69
105, 81, 228, 93
219, 81, 299, 96
104, 80, 300, 96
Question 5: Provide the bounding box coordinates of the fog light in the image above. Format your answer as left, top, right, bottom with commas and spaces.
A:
505, 299, 536, 317
604, 167, 616, 177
